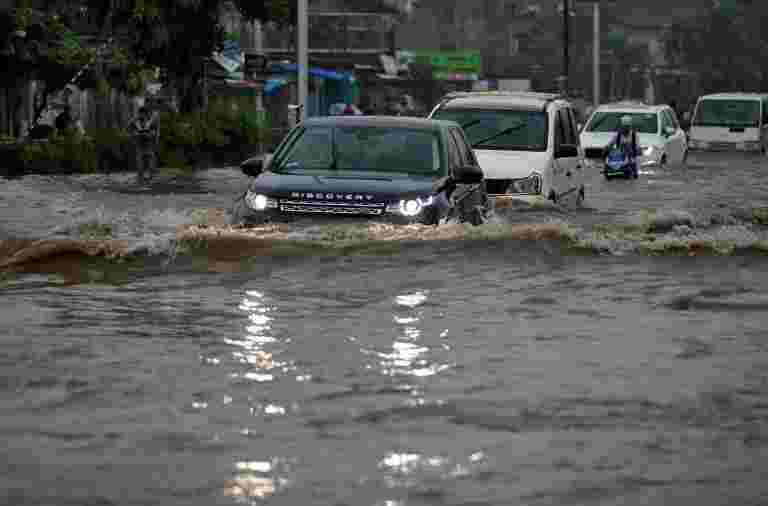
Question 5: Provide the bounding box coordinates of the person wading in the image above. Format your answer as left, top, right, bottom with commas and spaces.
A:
128, 106, 159, 183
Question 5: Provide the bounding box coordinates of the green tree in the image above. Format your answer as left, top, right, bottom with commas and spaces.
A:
33, 0, 293, 113
662, 1, 768, 93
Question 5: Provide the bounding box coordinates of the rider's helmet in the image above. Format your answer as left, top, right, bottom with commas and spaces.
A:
619, 115, 633, 133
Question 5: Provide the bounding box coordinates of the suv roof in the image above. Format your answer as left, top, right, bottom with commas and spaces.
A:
435, 91, 568, 112
304, 115, 455, 131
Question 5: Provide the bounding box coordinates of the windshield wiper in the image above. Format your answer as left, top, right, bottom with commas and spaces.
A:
472, 124, 526, 148
460, 119, 482, 130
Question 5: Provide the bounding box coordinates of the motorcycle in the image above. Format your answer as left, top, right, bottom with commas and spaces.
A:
604, 147, 638, 179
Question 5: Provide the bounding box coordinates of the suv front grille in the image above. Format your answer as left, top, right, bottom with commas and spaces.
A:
279, 200, 385, 215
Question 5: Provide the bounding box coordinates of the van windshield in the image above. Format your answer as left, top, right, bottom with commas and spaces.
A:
585, 112, 659, 134
693, 99, 761, 128
431, 108, 548, 151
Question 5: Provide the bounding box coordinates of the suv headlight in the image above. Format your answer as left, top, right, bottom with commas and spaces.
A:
507, 173, 542, 194
641, 145, 659, 157
245, 191, 276, 211
387, 196, 435, 216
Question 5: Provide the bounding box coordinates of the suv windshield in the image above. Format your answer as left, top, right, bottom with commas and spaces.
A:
273, 126, 444, 176
585, 111, 659, 134
692, 99, 761, 128
431, 108, 548, 151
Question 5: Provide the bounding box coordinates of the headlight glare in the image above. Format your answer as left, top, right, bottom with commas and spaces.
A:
396, 195, 434, 216
246, 192, 269, 210
642, 145, 658, 157
507, 173, 542, 194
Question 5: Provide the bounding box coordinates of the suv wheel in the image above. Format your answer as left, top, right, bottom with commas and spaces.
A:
418, 205, 439, 226
458, 188, 487, 226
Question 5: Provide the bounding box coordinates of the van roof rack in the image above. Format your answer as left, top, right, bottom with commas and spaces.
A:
437, 90, 567, 110
441, 90, 565, 101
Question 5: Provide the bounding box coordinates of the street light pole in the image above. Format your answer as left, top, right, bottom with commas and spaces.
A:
297, 0, 308, 122
593, 1, 600, 107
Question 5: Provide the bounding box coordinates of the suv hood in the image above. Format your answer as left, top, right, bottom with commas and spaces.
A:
248, 171, 438, 203
474, 149, 550, 180
580, 131, 663, 148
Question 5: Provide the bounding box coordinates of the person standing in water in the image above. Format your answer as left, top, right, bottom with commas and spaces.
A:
128, 106, 159, 183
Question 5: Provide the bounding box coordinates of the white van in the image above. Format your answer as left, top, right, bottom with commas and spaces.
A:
427, 91, 585, 205
688, 93, 768, 154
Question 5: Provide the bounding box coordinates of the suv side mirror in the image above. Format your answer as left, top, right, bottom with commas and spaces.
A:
555, 144, 579, 159
453, 164, 484, 184
664, 126, 676, 136
241, 153, 272, 177
577, 123, 583, 132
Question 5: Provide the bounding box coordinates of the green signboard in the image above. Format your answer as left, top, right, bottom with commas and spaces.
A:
396, 50, 481, 81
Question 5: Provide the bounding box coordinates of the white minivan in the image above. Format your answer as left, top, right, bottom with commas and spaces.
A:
427, 91, 585, 205
688, 93, 768, 154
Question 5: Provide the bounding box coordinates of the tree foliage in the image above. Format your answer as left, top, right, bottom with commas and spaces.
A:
662, 2, 768, 92
23, 0, 293, 113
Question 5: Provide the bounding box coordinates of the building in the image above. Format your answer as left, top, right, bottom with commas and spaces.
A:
396, 0, 712, 108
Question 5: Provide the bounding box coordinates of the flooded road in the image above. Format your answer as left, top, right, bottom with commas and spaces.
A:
2, 153, 768, 505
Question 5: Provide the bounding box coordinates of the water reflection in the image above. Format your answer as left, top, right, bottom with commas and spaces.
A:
396, 291, 428, 308
227, 290, 280, 383
378, 450, 486, 487
224, 459, 292, 503
377, 291, 453, 378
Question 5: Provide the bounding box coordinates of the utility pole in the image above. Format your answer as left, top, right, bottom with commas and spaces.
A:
297, 0, 308, 122
593, 1, 600, 107
561, 0, 569, 94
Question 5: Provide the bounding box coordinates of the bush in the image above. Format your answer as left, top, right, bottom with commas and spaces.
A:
159, 97, 271, 169
19, 131, 97, 173
12, 97, 272, 174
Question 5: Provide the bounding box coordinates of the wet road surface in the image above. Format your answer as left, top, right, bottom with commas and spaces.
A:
1, 153, 768, 505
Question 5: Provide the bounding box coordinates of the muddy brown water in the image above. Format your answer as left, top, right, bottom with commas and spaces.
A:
1, 153, 768, 505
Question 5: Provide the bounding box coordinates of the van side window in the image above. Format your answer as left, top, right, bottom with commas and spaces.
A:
666, 109, 680, 130
554, 110, 566, 148
660, 110, 674, 132
567, 108, 580, 145
558, 109, 575, 145
762, 98, 768, 125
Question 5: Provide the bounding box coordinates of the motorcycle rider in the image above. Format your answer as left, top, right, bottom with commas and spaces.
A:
610, 115, 640, 159
603, 114, 640, 178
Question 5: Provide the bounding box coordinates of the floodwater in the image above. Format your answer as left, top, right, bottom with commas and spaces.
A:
2, 153, 768, 505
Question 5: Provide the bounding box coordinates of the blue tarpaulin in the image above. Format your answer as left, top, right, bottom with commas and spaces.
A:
269, 63, 355, 83
264, 78, 290, 96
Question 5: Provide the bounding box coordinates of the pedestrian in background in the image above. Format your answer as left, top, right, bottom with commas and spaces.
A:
128, 106, 159, 183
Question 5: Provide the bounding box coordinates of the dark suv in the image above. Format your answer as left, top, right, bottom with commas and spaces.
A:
229, 116, 490, 226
